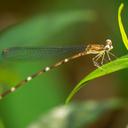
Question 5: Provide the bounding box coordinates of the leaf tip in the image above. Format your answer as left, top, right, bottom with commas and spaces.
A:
120, 3, 124, 9
118, 3, 128, 50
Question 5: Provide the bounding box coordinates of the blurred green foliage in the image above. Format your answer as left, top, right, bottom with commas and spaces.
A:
28, 99, 124, 128
0, 10, 96, 49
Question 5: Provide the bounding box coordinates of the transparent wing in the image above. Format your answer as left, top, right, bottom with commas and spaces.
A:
1, 45, 86, 61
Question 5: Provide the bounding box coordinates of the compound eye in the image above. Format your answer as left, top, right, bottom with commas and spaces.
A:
106, 39, 112, 45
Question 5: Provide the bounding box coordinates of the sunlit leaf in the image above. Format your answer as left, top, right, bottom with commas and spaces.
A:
66, 55, 128, 103
118, 3, 128, 49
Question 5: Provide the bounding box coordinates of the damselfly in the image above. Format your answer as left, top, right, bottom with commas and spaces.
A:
0, 39, 115, 100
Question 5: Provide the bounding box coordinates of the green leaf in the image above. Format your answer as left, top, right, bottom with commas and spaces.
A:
66, 55, 128, 104
118, 3, 128, 49
28, 99, 123, 128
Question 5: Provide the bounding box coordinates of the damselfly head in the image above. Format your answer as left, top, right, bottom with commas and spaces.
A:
104, 39, 113, 51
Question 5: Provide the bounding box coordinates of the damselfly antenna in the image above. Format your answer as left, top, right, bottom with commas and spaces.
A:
0, 39, 115, 100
